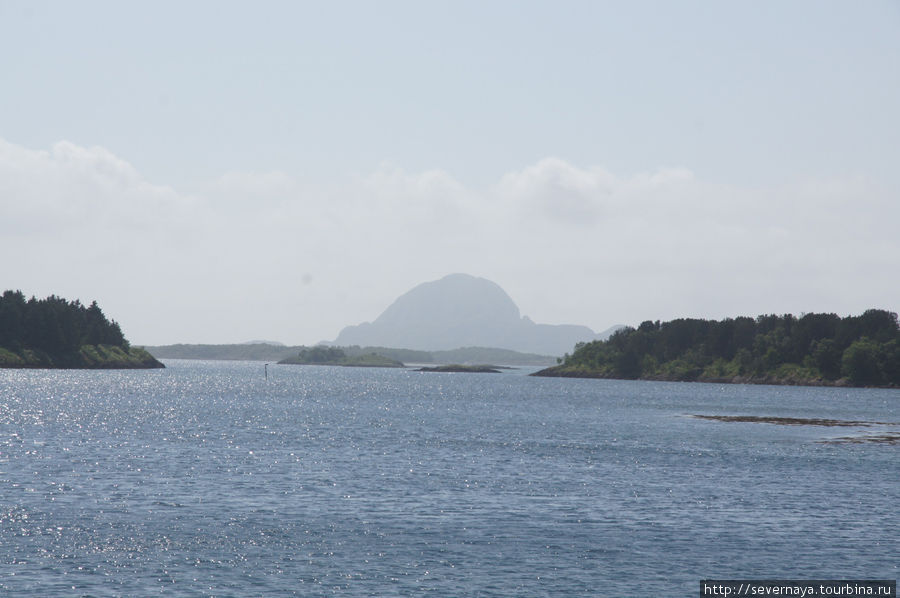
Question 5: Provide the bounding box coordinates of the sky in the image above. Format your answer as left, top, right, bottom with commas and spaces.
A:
1, 0, 898, 346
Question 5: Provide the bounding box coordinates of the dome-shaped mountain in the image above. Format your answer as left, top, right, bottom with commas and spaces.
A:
334, 273, 604, 356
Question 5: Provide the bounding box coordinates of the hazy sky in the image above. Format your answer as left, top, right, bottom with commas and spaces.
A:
2, 1, 898, 345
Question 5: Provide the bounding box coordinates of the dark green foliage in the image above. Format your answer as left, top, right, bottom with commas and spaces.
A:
0, 290, 144, 368
343, 346, 433, 364
841, 338, 884, 386
540, 309, 899, 387
0, 290, 27, 351
810, 339, 842, 379
295, 346, 347, 364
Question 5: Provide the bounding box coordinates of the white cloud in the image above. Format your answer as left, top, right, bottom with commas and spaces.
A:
0, 139, 190, 237
51, 141, 142, 186
1, 137, 896, 345
207, 170, 301, 203
496, 158, 616, 224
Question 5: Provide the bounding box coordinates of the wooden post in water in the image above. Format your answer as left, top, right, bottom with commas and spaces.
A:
265, 363, 268, 380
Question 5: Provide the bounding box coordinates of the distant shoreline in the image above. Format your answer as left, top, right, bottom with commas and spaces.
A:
145, 343, 556, 366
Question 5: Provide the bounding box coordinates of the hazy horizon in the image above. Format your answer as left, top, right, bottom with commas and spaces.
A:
2, 1, 898, 346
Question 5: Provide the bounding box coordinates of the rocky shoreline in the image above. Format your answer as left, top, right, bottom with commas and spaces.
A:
530, 366, 888, 388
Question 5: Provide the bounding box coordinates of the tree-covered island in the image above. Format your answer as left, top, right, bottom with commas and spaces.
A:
534, 309, 899, 387
0, 290, 163, 369
278, 346, 404, 368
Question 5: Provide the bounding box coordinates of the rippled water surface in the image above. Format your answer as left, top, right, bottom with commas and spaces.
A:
1, 360, 898, 596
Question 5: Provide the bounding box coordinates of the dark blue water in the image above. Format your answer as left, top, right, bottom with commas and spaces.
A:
1, 360, 897, 596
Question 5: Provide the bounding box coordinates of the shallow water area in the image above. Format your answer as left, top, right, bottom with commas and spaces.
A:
1, 360, 897, 596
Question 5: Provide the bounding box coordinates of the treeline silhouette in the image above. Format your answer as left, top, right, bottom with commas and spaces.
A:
554, 309, 899, 387
0, 290, 128, 357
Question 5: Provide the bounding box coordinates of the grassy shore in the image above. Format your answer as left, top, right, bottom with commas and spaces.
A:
0, 345, 165, 369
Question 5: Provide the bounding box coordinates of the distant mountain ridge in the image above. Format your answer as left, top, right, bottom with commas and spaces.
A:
333, 274, 614, 356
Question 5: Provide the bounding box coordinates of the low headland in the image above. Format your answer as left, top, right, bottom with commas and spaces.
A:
0, 290, 164, 369
533, 309, 899, 388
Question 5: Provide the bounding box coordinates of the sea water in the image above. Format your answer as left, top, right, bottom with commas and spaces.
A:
1, 360, 897, 596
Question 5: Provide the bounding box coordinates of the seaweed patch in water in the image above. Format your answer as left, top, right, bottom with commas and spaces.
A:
819, 433, 900, 445
690, 414, 896, 427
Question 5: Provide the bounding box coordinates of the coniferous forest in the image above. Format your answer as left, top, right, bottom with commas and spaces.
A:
535, 309, 900, 387
0, 290, 163, 369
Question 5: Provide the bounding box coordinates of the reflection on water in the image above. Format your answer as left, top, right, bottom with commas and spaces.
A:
1, 360, 898, 596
